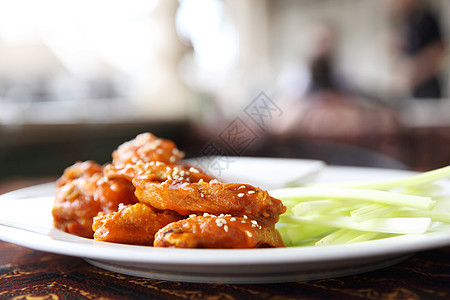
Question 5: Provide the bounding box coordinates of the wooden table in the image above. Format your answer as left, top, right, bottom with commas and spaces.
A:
1, 179, 450, 299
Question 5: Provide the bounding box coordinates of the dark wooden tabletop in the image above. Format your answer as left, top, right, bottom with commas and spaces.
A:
1, 179, 450, 300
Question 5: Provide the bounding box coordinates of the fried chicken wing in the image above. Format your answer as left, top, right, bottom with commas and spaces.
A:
93, 203, 183, 245
104, 160, 213, 183
154, 215, 285, 248
56, 160, 103, 187
52, 132, 287, 248
52, 161, 138, 238
133, 179, 286, 225
112, 133, 184, 167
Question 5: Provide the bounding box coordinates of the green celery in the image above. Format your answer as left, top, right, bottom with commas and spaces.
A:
281, 215, 432, 234
292, 199, 343, 215
314, 165, 450, 190
277, 224, 334, 247
272, 187, 435, 210
350, 203, 395, 222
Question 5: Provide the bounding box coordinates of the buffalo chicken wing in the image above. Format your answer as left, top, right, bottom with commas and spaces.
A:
133, 179, 286, 225
93, 203, 183, 245
112, 132, 184, 167
154, 214, 284, 248
104, 160, 214, 183
53, 133, 287, 248
52, 161, 138, 238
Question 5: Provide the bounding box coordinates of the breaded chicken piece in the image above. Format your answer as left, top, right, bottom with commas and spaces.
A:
52, 161, 138, 238
56, 160, 103, 187
104, 160, 214, 183
112, 132, 184, 167
53, 133, 287, 249
93, 203, 183, 245
133, 179, 286, 225
154, 215, 285, 248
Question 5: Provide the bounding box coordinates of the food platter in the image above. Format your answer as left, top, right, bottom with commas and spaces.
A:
1, 158, 450, 284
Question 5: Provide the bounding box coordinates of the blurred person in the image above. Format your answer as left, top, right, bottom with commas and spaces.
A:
276, 22, 350, 103
274, 22, 396, 140
386, 0, 447, 99
306, 22, 349, 96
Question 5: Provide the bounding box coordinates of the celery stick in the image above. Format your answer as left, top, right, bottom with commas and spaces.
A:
335, 230, 365, 244
277, 224, 334, 246
314, 229, 346, 246
273, 187, 435, 210
294, 240, 319, 247
347, 231, 384, 243
314, 165, 450, 190
428, 223, 450, 232
389, 209, 450, 223
315, 229, 359, 246
292, 199, 343, 215
282, 215, 432, 234
274, 165, 450, 247
351, 203, 395, 222
317, 230, 388, 245
402, 184, 443, 197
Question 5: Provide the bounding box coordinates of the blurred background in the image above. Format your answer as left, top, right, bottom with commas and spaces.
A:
0, 0, 449, 180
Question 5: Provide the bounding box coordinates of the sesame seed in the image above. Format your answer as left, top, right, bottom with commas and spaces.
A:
189, 214, 196, 218
209, 179, 219, 184
248, 191, 255, 194
230, 217, 236, 222
189, 167, 200, 174
170, 156, 176, 163
198, 179, 204, 184
243, 215, 248, 219
239, 185, 246, 189
245, 231, 253, 238
237, 193, 244, 197
223, 225, 229, 232
215, 218, 226, 227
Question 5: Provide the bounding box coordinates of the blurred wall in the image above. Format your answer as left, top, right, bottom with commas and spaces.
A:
0, 0, 449, 178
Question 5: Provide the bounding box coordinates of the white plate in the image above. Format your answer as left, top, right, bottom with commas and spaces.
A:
1, 159, 450, 284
